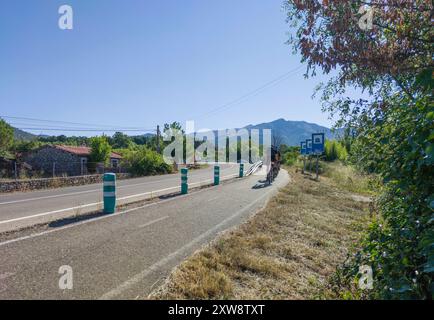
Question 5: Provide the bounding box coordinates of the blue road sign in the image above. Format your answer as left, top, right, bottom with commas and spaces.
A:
300, 141, 307, 155
312, 133, 325, 154
306, 139, 312, 155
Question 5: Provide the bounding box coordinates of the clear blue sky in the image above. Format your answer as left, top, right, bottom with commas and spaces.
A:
0, 0, 338, 136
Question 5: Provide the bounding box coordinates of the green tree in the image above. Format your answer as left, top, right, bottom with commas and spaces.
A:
282, 145, 300, 166
0, 119, 14, 156
124, 146, 171, 176
163, 122, 183, 133
89, 136, 112, 166
12, 140, 41, 154
285, 0, 433, 299
163, 122, 192, 163
111, 132, 132, 149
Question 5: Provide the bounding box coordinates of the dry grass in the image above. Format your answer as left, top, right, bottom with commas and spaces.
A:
320, 161, 379, 196
150, 164, 372, 300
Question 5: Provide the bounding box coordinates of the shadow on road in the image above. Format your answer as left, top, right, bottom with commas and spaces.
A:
48, 211, 107, 228
252, 180, 272, 189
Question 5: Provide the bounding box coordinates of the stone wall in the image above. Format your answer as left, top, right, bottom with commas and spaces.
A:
25, 146, 83, 176
0, 173, 131, 193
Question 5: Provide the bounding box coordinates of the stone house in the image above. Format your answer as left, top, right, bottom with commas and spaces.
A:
24, 145, 123, 177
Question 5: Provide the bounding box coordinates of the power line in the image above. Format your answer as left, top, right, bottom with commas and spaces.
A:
3, 65, 306, 134
0, 115, 153, 130
8, 122, 154, 130
8, 122, 156, 132
191, 65, 304, 120
17, 128, 156, 133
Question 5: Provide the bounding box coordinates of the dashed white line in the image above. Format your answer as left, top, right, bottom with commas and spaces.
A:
0, 174, 240, 226
137, 216, 169, 229
0, 190, 203, 247
99, 187, 274, 300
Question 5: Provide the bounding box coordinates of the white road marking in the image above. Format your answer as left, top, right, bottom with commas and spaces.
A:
0, 189, 100, 205
0, 167, 237, 205
0, 190, 204, 247
0, 272, 14, 280
0, 177, 177, 205
0, 171, 251, 247
0, 202, 102, 225
0, 174, 240, 226
99, 187, 274, 300
137, 216, 169, 229
117, 186, 178, 201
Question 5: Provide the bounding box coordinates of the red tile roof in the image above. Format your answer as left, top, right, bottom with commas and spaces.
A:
54, 145, 122, 159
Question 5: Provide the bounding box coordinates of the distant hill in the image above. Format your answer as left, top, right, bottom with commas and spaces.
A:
244, 118, 341, 146
13, 127, 37, 141
10, 119, 340, 147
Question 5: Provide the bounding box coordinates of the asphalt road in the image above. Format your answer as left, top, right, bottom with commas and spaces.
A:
0, 164, 240, 232
0, 169, 289, 299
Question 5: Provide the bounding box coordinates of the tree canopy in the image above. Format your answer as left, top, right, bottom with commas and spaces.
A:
0, 119, 14, 157
285, 0, 433, 299
89, 136, 112, 165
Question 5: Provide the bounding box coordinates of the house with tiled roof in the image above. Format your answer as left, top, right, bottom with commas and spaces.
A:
24, 145, 122, 176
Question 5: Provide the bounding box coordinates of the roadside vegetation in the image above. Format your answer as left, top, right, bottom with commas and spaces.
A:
0, 120, 182, 179
150, 162, 374, 299
0, 119, 14, 159
284, 1, 433, 299
122, 146, 172, 176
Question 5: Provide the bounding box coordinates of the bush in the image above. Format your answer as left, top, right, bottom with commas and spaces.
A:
343, 93, 434, 299
281, 146, 299, 166
325, 140, 348, 162
124, 146, 172, 176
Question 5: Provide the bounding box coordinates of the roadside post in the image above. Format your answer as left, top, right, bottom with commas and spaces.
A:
312, 133, 325, 181
239, 163, 244, 178
103, 173, 116, 214
214, 165, 220, 185
14, 161, 17, 180
306, 139, 312, 173
181, 168, 188, 194
300, 141, 307, 174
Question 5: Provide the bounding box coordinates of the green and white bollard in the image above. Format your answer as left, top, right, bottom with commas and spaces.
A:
239, 163, 244, 178
214, 165, 220, 185
103, 173, 116, 214
181, 168, 188, 194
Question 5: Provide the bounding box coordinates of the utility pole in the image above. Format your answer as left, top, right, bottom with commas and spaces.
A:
53, 162, 56, 178
156, 125, 161, 154
14, 161, 17, 180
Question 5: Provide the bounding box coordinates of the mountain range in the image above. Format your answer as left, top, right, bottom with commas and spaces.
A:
13, 127, 38, 141
244, 118, 340, 146
12, 118, 340, 146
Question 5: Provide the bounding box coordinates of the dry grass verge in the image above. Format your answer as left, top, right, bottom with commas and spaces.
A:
150, 164, 372, 299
